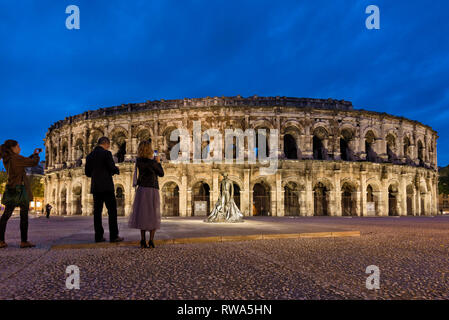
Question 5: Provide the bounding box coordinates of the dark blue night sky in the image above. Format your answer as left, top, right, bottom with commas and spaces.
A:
1, 1, 448, 166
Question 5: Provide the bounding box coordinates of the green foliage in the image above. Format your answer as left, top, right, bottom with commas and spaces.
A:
439, 166, 449, 195
30, 176, 44, 198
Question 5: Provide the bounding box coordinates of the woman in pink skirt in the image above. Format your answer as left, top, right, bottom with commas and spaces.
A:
128, 140, 164, 248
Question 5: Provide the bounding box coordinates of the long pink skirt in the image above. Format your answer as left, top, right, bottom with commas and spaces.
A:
128, 186, 161, 230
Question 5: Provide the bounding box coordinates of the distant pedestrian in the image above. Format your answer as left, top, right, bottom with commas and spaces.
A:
128, 140, 164, 248
45, 203, 52, 219
0, 139, 41, 249
85, 137, 124, 243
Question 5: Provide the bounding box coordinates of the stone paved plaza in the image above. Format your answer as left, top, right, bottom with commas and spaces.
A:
0, 215, 448, 299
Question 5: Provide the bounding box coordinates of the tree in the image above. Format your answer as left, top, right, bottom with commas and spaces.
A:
439, 165, 449, 194
30, 176, 44, 198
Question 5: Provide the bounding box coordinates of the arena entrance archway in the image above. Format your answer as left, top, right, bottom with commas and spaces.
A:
162, 182, 180, 216
116, 185, 125, 216
283, 134, 298, 159
313, 182, 329, 216
284, 182, 300, 216
366, 184, 378, 216
253, 182, 270, 216
341, 182, 357, 216
406, 185, 414, 216
191, 182, 210, 216
72, 186, 82, 215
60, 188, 67, 216
388, 185, 398, 216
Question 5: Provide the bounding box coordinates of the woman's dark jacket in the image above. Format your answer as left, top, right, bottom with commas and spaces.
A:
136, 157, 164, 189
2, 153, 40, 200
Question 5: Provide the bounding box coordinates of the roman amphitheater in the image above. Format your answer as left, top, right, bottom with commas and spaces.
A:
44, 95, 439, 218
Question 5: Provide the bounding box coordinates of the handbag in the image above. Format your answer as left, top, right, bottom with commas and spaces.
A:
1, 160, 29, 207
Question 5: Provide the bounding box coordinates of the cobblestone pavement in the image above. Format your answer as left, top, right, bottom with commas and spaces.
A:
0, 216, 447, 299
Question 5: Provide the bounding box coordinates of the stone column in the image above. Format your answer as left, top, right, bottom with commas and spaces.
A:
276, 172, 282, 216
180, 174, 188, 217
299, 190, 307, 216
243, 169, 250, 216
399, 175, 407, 216
212, 169, 220, 204
355, 191, 361, 216
305, 175, 313, 216
360, 171, 367, 216
334, 169, 341, 216
186, 187, 192, 217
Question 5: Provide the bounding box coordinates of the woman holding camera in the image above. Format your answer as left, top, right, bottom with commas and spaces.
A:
128, 140, 164, 248
0, 140, 41, 248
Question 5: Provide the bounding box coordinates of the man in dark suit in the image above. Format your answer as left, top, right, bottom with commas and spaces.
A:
85, 137, 124, 243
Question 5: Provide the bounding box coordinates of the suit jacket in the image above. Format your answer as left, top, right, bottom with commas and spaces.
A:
2, 153, 40, 200
85, 146, 119, 194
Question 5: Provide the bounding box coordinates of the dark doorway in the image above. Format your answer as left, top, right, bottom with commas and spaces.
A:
284, 134, 298, 159
314, 182, 328, 216
253, 183, 271, 216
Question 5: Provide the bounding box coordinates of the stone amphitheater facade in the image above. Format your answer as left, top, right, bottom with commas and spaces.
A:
43, 95, 439, 218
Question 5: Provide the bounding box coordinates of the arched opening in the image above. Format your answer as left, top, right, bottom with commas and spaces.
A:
340, 129, 354, 161
233, 183, 241, 209
388, 185, 398, 216
137, 129, 151, 143
74, 139, 84, 167
166, 129, 181, 161
283, 134, 298, 159
60, 188, 67, 216
406, 185, 414, 216
365, 130, 378, 162
341, 182, 357, 216
313, 127, 328, 160
253, 182, 271, 216
255, 128, 270, 158
420, 189, 426, 216
191, 182, 210, 216
403, 137, 411, 159
366, 185, 378, 216
417, 140, 424, 166
386, 134, 398, 163
162, 182, 180, 216
112, 131, 127, 163
61, 143, 68, 168
72, 186, 82, 215
313, 182, 329, 216
116, 186, 125, 216
90, 129, 103, 152
284, 182, 300, 216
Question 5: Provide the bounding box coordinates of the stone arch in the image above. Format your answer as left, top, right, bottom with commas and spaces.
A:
252, 180, 271, 216
253, 123, 273, 159
341, 181, 358, 216
403, 136, 411, 159
386, 132, 399, 163
111, 127, 128, 163
417, 139, 425, 166
60, 187, 68, 215
340, 127, 356, 161
406, 184, 415, 216
284, 181, 300, 216
162, 126, 181, 161
72, 184, 82, 215
135, 126, 153, 143
191, 181, 211, 216
74, 138, 84, 166
313, 126, 330, 160
61, 141, 69, 167
313, 181, 330, 216
366, 183, 379, 216
115, 184, 125, 216
365, 130, 380, 162
388, 183, 399, 216
161, 181, 180, 217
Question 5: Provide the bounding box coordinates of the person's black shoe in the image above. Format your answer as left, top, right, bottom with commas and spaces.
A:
110, 236, 124, 243
95, 238, 106, 243
140, 240, 148, 248
148, 240, 155, 248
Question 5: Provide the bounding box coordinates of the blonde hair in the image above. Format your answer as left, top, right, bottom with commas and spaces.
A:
137, 140, 154, 159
